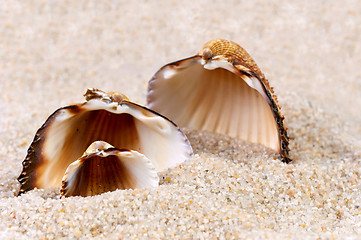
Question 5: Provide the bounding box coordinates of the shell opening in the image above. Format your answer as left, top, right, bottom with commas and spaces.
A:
18, 95, 192, 194
147, 57, 280, 152
60, 142, 159, 197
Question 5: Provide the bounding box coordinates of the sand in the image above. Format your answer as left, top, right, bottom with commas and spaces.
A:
0, 0, 360, 239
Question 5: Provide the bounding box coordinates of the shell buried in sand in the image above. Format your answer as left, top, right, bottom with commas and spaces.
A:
147, 39, 291, 163
17, 89, 193, 195
61, 141, 159, 197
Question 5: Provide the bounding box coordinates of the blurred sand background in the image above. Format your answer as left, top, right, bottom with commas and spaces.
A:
0, 0, 360, 239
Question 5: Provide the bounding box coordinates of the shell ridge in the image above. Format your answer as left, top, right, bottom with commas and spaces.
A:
19, 89, 193, 195
147, 38, 291, 163
244, 70, 291, 163
60, 142, 160, 197
17, 108, 64, 195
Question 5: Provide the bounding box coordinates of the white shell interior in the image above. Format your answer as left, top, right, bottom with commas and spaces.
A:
61, 142, 159, 197
35, 100, 191, 189
147, 57, 280, 153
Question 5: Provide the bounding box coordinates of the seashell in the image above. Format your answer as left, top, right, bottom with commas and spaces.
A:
18, 88, 192, 195
60, 141, 159, 197
147, 39, 291, 163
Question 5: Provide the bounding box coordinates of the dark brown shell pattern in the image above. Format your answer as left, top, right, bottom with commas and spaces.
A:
200, 40, 290, 162
17, 39, 291, 197
17, 89, 193, 196
147, 39, 291, 163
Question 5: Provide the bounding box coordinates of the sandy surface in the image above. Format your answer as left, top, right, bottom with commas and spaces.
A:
1, 0, 361, 239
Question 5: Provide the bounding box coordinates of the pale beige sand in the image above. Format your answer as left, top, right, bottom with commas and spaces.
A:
1, 1, 361, 239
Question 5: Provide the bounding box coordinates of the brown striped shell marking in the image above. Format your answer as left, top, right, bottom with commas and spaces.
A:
147, 39, 291, 163
17, 89, 193, 196
60, 141, 159, 197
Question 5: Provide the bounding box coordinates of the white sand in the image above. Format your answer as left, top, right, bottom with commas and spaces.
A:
0, 1, 360, 239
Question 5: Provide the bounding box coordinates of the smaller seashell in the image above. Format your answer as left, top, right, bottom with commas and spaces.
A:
60, 141, 159, 197
147, 39, 291, 163
17, 88, 193, 195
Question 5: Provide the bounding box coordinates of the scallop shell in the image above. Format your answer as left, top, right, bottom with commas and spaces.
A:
147, 39, 291, 163
60, 141, 159, 197
18, 89, 193, 195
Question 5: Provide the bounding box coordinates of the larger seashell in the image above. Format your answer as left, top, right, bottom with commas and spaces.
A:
147, 39, 291, 163
60, 141, 159, 197
18, 89, 192, 194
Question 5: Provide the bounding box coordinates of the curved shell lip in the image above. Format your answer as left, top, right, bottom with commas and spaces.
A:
148, 55, 201, 81
147, 50, 291, 163
17, 107, 64, 195
123, 100, 193, 160
147, 55, 201, 108
18, 89, 193, 196
60, 142, 160, 198
148, 55, 272, 106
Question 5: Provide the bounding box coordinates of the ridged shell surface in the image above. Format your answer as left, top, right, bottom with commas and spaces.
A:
17, 89, 193, 195
199, 39, 266, 81
147, 39, 290, 163
60, 141, 159, 197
